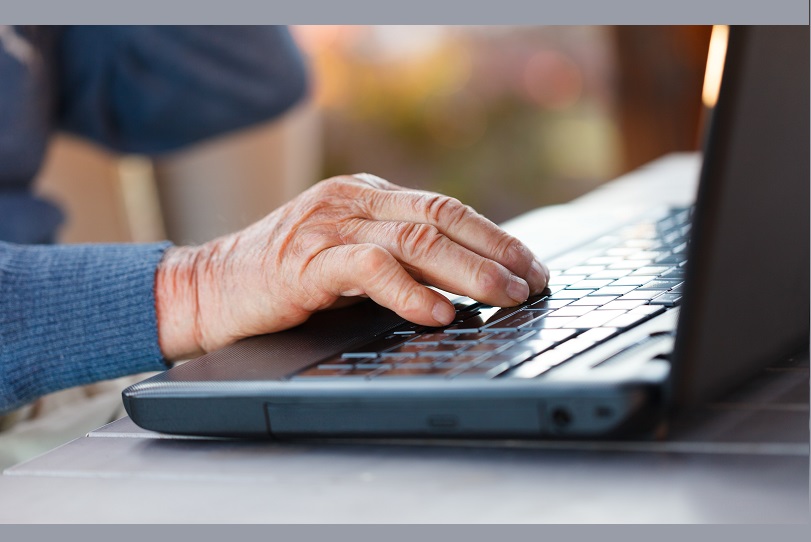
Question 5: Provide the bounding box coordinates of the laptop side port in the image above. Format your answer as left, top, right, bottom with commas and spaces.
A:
551, 407, 573, 429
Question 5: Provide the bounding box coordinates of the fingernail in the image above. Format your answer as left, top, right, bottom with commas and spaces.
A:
527, 259, 550, 294
507, 274, 530, 303
432, 301, 456, 325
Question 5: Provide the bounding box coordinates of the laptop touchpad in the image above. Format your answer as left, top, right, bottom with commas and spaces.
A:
161, 301, 406, 383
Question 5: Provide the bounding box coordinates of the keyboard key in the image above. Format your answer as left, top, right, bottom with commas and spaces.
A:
453, 360, 513, 378
391, 322, 427, 335
453, 309, 482, 323
548, 274, 587, 286
386, 343, 441, 355
442, 323, 484, 333
656, 217, 677, 232
629, 266, 672, 276
661, 230, 682, 244
354, 362, 393, 370
523, 292, 551, 304
479, 345, 538, 366
373, 365, 458, 378
622, 239, 657, 249
568, 279, 615, 290
649, 292, 682, 306
464, 342, 513, 354
518, 339, 556, 355
522, 328, 577, 343
482, 310, 548, 331
525, 316, 578, 329
378, 350, 419, 359
553, 338, 596, 355
610, 276, 656, 287
476, 305, 515, 322
605, 247, 639, 257
661, 268, 686, 279
569, 296, 618, 306
617, 225, 652, 239
526, 298, 572, 310
599, 299, 647, 311
547, 305, 595, 317
407, 333, 450, 344
577, 327, 620, 343
548, 289, 591, 300
637, 279, 682, 290
432, 354, 490, 368
316, 363, 354, 370
618, 290, 662, 300
320, 355, 374, 366
450, 296, 479, 308
440, 333, 489, 344
625, 251, 666, 261
654, 254, 685, 266
483, 330, 535, 343
387, 342, 465, 356
510, 349, 573, 378
603, 305, 666, 329
342, 334, 411, 357
607, 260, 653, 269
563, 310, 627, 329
588, 286, 637, 296
584, 256, 624, 265
396, 356, 445, 366
587, 269, 633, 279
562, 265, 606, 276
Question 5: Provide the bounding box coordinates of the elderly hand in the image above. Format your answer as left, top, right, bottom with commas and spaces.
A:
154, 174, 550, 360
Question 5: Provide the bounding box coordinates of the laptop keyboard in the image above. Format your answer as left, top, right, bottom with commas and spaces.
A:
293, 206, 692, 381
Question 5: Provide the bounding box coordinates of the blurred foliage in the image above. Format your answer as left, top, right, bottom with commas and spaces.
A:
294, 26, 623, 223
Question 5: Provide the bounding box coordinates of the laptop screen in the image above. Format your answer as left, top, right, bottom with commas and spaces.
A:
671, 25, 810, 407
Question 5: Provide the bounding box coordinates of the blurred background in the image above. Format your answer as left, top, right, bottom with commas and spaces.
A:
33, 25, 712, 246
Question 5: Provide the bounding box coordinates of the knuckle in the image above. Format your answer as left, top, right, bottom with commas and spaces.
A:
398, 287, 425, 318
424, 194, 464, 224
351, 172, 392, 189
300, 286, 336, 313
323, 175, 349, 187
495, 234, 530, 266
313, 176, 342, 193
337, 217, 364, 243
299, 253, 340, 309
356, 245, 392, 280
398, 223, 443, 260
315, 176, 357, 199
475, 260, 507, 298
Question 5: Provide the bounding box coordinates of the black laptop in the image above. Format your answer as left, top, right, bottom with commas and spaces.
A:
122, 26, 810, 439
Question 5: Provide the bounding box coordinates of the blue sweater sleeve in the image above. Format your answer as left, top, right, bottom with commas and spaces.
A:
0, 241, 172, 413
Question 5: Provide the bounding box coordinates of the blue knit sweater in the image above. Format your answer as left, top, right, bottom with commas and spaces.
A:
0, 26, 307, 412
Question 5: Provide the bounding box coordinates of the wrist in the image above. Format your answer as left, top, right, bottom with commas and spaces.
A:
154, 245, 206, 360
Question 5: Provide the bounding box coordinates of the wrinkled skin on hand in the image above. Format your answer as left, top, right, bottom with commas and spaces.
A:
155, 174, 549, 360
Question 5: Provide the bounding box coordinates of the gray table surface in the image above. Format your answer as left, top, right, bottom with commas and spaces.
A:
1, 154, 808, 523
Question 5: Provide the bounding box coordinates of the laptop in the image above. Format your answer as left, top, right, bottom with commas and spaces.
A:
122, 26, 809, 439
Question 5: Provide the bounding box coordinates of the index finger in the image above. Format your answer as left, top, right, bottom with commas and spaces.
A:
353, 174, 549, 294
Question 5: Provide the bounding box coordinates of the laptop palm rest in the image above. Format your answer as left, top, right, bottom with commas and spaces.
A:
161, 300, 405, 384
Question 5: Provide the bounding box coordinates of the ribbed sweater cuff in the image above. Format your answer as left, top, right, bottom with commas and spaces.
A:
0, 241, 173, 413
